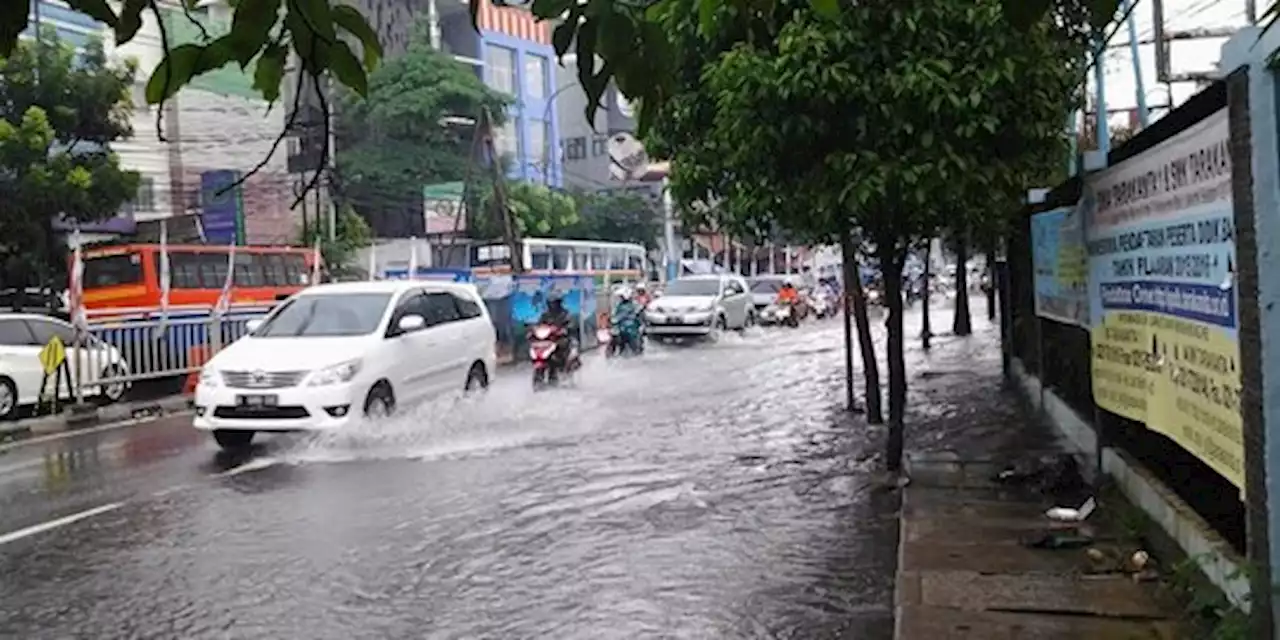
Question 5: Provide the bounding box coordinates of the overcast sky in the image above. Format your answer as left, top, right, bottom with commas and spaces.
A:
1087, 0, 1250, 128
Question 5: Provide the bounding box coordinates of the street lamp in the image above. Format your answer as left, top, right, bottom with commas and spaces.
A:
541, 83, 577, 186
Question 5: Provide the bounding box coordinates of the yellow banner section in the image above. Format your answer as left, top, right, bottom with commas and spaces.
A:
1092, 311, 1244, 488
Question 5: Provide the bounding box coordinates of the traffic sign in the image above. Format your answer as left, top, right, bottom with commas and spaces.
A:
39, 336, 65, 375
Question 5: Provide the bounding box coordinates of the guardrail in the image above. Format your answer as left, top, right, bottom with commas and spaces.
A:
70, 305, 274, 398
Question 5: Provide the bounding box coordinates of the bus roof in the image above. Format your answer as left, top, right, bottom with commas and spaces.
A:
518, 238, 646, 251
83, 243, 312, 257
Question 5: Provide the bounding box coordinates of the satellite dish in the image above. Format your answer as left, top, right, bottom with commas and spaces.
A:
607, 132, 648, 181
616, 94, 636, 119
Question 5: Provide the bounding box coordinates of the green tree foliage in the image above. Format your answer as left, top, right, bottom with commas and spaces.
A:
475, 0, 1112, 132
333, 25, 509, 237
297, 204, 372, 277
565, 191, 662, 248
0, 33, 139, 288
497, 182, 579, 237
651, 0, 1084, 469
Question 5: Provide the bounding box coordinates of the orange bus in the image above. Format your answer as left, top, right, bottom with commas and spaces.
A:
79, 244, 318, 310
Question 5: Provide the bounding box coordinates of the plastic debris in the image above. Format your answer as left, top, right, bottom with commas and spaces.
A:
1045, 496, 1096, 522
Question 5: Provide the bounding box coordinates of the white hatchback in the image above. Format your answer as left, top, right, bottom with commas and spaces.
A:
193, 280, 497, 450
0, 313, 131, 419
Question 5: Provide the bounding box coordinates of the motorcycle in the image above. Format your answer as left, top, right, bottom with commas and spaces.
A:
606, 313, 645, 357
528, 323, 580, 389
764, 299, 800, 328
808, 292, 833, 319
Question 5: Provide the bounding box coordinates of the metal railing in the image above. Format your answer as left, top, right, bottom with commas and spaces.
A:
69, 304, 274, 398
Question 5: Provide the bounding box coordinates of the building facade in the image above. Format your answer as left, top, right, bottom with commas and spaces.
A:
469, 3, 561, 187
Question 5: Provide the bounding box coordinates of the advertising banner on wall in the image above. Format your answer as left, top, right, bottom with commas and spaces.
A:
1083, 108, 1242, 489
1031, 205, 1089, 326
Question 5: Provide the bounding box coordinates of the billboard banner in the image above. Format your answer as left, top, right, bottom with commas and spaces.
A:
1083, 108, 1242, 488
1031, 205, 1088, 326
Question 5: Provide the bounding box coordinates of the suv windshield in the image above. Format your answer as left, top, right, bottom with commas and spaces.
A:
663, 279, 721, 296
254, 293, 392, 337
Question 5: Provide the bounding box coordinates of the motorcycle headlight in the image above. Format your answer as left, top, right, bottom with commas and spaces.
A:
308, 359, 362, 386
198, 367, 220, 387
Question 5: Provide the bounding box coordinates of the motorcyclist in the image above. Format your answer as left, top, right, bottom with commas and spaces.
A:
632, 282, 652, 308
536, 291, 576, 369
776, 279, 800, 306
610, 288, 644, 352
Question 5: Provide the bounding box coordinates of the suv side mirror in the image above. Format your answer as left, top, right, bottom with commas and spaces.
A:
397, 314, 426, 332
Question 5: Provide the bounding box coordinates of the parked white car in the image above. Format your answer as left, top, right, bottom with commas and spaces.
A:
0, 313, 130, 419
644, 274, 754, 340
193, 280, 497, 450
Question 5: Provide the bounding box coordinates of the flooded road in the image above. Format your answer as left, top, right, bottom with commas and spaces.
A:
0, 311, 987, 639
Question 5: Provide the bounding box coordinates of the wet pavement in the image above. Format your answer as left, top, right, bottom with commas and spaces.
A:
0, 304, 996, 639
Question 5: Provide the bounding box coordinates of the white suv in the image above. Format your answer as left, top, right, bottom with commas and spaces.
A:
644, 274, 754, 340
193, 280, 496, 450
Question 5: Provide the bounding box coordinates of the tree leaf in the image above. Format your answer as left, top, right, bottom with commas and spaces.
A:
698, 0, 716, 35
999, 0, 1049, 29
552, 21, 575, 58
230, 0, 282, 67
809, 0, 839, 19
333, 4, 383, 71
253, 42, 288, 104
145, 44, 205, 104
72, 0, 120, 28
330, 40, 368, 96
530, 0, 573, 20
115, 0, 148, 44
577, 17, 601, 124
0, 0, 29, 56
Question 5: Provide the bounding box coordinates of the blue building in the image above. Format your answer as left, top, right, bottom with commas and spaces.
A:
438, 3, 561, 187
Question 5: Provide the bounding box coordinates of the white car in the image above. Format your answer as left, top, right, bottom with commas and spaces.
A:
0, 313, 130, 419
644, 274, 754, 340
193, 280, 497, 450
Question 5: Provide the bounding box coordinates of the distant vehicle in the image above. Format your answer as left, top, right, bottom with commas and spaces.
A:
644, 274, 754, 341
470, 238, 648, 286
193, 280, 496, 450
0, 313, 130, 419
79, 243, 319, 311
749, 274, 815, 310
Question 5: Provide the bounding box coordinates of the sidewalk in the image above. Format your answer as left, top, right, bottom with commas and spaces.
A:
893, 318, 1189, 639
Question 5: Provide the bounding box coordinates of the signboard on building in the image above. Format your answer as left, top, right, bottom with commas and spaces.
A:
1030, 205, 1088, 327
199, 170, 244, 245
423, 182, 466, 235
1084, 108, 1241, 488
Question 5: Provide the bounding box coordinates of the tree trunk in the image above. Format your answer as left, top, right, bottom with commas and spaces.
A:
879, 241, 907, 472
953, 236, 972, 336
920, 241, 932, 350
985, 248, 997, 321
842, 235, 882, 422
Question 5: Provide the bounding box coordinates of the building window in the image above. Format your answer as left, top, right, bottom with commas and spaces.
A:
120, 177, 156, 215
525, 54, 547, 99
564, 136, 587, 161
591, 135, 607, 157
528, 119, 550, 167
495, 119, 521, 161
484, 44, 517, 95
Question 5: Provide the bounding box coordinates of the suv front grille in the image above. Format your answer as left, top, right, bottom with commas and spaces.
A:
221, 370, 306, 389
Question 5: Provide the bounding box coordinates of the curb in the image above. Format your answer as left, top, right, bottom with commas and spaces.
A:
0, 394, 193, 442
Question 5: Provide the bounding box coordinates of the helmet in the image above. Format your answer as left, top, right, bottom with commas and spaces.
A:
548, 290, 565, 307
634, 282, 647, 291
783, 278, 795, 287
619, 287, 633, 300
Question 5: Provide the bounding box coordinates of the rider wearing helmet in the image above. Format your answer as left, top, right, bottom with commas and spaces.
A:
537, 290, 576, 367
632, 282, 652, 308
776, 278, 800, 305
611, 287, 642, 327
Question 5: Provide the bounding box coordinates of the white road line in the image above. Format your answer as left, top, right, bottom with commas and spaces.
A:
0, 502, 125, 546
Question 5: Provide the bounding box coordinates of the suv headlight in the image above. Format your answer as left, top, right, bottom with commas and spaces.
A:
198, 367, 220, 387
308, 359, 362, 386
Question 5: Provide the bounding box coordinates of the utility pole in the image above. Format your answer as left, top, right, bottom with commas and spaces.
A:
481, 107, 524, 273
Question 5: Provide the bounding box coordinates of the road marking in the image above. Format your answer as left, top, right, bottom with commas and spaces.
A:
0, 411, 192, 454
0, 502, 124, 546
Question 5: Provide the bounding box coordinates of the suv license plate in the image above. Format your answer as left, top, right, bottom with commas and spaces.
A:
236, 394, 278, 407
